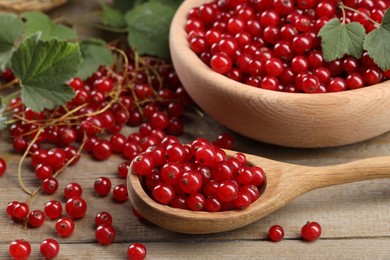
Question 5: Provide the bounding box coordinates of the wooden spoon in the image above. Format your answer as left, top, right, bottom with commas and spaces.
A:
127, 150, 390, 234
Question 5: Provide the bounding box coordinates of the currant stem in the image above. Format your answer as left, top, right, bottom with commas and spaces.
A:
0, 78, 19, 90
18, 128, 44, 196
340, 4, 381, 27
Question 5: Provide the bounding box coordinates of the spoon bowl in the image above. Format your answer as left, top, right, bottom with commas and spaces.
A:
127, 150, 390, 234
169, 0, 390, 148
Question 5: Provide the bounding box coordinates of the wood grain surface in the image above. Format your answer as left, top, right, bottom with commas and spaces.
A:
0, 0, 390, 259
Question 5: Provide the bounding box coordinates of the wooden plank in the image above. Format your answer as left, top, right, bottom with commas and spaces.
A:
0, 239, 389, 259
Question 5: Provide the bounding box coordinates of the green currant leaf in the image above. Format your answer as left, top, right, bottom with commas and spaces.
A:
78, 38, 113, 80
0, 13, 24, 70
363, 9, 390, 71
125, 2, 175, 60
318, 18, 366, 61
101, 3, 127, 28
11, 34, 81, 112
21, 11, 77, 41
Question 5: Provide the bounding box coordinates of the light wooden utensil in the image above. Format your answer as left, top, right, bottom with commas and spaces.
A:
127, 149, 390, 234
169, 0, 390, 148
0, 0, 67, 12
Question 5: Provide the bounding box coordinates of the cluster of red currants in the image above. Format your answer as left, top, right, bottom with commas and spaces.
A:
186, 0, 390, 93
132, 136, 265, 211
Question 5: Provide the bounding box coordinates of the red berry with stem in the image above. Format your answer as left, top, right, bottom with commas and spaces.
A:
113, 184, 128, 202
194, 145, 216, 166
127, 243, 147, 260
94, 176, 112, 196
301, 75, 320, 93
268, 225, 284, 242
0, 157, 7, 176
56, 217, 75, 237
40, 238, 60, 259
95, 211, 113, 226
44, 200, 63, 220
9, 239, 31, 260
179, 170, 203, 194
301, 221, 322, 241
132, 154, 154, 175
96, 224, 116, 245
233, 191, 252, 209
41, 177, 59, 194
64, 182, 83, 199
65, 196, 87, 219
27, 209, 45, 227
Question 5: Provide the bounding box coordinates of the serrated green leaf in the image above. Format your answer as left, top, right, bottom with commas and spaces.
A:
78, 38, 113, 80
319, 18, 366, 61
125, 2, 175, 60
21, 11, 77, 41
11, 34, 81, 112
101, 3, 127, 28
363, 9, 390, 71
0, 13, 24, 69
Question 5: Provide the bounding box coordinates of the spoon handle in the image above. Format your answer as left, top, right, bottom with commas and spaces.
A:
303, 156, 390, 191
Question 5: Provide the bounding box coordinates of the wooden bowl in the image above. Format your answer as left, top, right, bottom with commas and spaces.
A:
169, 0, 390, 148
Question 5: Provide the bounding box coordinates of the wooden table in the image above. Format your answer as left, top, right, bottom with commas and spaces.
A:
1, 1, 390, 259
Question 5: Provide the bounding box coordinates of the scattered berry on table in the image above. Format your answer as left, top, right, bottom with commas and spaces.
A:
268, 225, 284, 242
301, 221, 322, 241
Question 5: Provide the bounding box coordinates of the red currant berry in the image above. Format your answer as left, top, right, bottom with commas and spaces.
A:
94, 177, 112, 196
127, 243, 147, 260
92, 140, 112, 160
34, 164, 53, 180
65, 196, 87, 219
27, 209, 45, 227
132, 154, 154, 175
152, 183, 175, 205
113, 184, 128, 202
210, 52, 232, 74
56, 217, 75, 237
40, 238, 60, 259
9, 239, 31, 260
41, 177, 59, 194
96, 224, 116, 245
268, 225, 284, 242
13, 202, 30, 220
0, 157, 7, 176
44, 200, 63, 220
301, 221, 322, 241
179, 170, 203, 194
95, 211, 113, 226
64, 182, 83, 199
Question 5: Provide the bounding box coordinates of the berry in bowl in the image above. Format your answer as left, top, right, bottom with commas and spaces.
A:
169, 0, 390, 148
